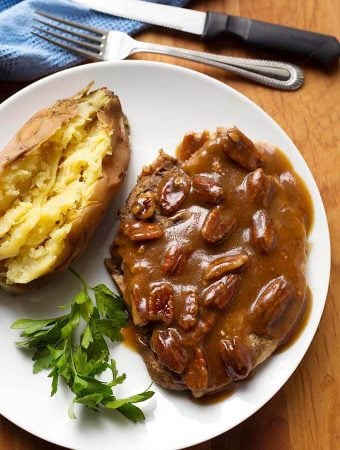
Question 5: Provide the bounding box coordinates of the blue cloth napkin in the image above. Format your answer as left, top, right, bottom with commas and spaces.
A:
0, 0, 189, 82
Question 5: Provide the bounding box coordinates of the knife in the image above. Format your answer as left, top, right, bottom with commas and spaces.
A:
72, 0, 340, 67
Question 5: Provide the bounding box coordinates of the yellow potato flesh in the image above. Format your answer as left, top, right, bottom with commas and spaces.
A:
0, 90, 111, 284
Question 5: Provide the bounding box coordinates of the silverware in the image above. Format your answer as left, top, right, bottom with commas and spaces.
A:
72, 0, 340, 67
33, 11, 304, 91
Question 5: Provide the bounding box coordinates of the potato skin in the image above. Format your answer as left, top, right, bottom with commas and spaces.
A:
0, 90, 80, 171
0, 84, 130, 292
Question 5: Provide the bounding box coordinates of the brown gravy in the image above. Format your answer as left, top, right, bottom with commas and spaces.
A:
112, 128, 313, 396
190, 383, 238, 405
122, 321, 139, 352
276, 286, 312, 353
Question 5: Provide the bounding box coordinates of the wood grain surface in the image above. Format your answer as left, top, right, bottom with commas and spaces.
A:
0, 0, 339, 449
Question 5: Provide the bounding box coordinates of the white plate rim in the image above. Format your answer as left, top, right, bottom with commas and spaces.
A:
0, 60, 331, 450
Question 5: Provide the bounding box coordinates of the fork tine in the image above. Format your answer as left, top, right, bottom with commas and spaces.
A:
32, 31, 102, 61
35, 10, 107, 36
34, 17, 104, 43
33, 26, 103, 52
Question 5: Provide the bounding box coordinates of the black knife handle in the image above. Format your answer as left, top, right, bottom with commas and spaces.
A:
202, 12, 340, 67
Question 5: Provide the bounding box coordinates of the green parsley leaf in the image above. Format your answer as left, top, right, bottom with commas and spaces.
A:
72, 346, 88, 375
81, 324, 93, 349
61, 305, 80, 338
68, 401, 76, 420
11, 270, 153, 423
11, 318, 60, 335
117, 403, 146, 423
104, 391, 154, 409
86, 312, 109, 363
74, 393, 105, 410
49, 367, 59, 396
32, 347, 53, 374
107, 359, 126, 386
93, 284, 127, 323
94, 318, 125, 342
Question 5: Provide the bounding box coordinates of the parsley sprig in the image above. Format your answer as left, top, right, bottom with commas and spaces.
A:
11, 269, 154, 422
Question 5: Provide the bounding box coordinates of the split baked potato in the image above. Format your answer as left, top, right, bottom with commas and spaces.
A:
0, 84, 130, 291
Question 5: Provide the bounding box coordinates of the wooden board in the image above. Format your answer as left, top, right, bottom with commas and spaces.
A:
0, 0, 339, 449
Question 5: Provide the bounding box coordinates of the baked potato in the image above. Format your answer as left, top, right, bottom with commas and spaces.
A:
0, 84, 130, 291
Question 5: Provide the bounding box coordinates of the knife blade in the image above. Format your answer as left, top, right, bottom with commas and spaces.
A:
73, 0, 206, 35
73, 0, 340, 67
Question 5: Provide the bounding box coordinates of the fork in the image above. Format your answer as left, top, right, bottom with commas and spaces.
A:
33, 11, 304, 91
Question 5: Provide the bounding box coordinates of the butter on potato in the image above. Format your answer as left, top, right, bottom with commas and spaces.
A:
0, 84, 130, 289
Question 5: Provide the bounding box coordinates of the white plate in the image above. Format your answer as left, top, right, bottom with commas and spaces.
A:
0, 61, 331, 450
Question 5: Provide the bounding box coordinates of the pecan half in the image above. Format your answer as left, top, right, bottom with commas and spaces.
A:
177, 130, 210, 162
252, 209, 276, 253
131, 191, 156, 220
243, 168, 276, 207
250, 276, 295, 335
220, 336, 254, 380
160, 172, 191, 215
202, 206, 236, 244
122, 221, 163, 241
151, 328, 188, 373
162, 242, 190, 275
181, 312, 216, 347
204, 253, 249, 281
192, 174, 224, 205
130, 284, 149, 326
202, 274, 240, 309
182, 347, 208, 392
222, 127, 263, 171
149, 283, 174, 325
178, 291, 198, 330
168, 209, 193, 224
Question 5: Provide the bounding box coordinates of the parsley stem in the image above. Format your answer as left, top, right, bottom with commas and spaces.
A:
69, 268, 97, 293
69, 344, 77, 376
69, 268, 89, 289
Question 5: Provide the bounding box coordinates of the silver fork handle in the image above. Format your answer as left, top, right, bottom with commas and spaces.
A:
129, 40, 304, 91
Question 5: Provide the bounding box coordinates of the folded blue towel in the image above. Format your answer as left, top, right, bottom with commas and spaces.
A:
0, 0, 189, 82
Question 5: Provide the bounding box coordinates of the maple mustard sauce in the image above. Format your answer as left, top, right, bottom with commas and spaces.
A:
276, 286, 313, 353
190, 383, 238, 405
109, 128, 313, 397
122, 321, 139, 352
